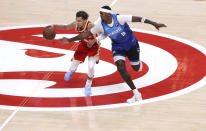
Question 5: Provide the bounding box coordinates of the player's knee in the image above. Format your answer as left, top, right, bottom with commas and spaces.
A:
116, 61, 126, 72
117, 66, 125, 73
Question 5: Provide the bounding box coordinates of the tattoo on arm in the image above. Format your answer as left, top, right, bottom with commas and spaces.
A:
68, 31, 92, 42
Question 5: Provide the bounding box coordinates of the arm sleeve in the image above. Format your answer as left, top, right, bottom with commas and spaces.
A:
96, 34, 107, 41
90, 21, 104, 35
117, 15, 132, 25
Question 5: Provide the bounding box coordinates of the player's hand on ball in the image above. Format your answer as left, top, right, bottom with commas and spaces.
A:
43, 26, 56, 40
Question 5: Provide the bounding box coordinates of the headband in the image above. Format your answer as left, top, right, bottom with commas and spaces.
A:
100, 8, 112, 14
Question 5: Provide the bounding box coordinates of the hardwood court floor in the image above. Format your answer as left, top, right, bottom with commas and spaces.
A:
0, 0, 205, 131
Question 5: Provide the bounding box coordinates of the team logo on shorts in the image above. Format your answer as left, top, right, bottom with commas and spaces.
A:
0, 25, 205, 111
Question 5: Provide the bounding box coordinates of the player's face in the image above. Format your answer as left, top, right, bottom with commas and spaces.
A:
76, 17, 87, 28
100, 12, 109, 21
99, 11, 111, 21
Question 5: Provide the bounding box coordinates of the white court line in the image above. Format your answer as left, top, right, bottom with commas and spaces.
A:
0, 72, 53, 130
0, 0, 119, 130
0, 110, 18, 131
95, 0, 118, 23
110, 0, 119, 7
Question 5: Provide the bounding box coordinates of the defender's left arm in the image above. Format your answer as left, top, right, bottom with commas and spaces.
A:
132, 16, 167, 30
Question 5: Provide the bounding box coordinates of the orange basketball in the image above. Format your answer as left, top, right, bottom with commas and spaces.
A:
43, 26, 56, 40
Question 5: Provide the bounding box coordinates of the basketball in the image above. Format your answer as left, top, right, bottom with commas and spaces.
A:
43, 26, 56, 40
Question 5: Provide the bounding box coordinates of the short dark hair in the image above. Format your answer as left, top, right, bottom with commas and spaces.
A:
76, 11, 89, 20
101, 5, 112, 10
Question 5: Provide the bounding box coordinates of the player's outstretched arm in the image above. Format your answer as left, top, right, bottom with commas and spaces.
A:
53, 22, 76, 30
132, 16, 167, 30
59, 31, 93, 44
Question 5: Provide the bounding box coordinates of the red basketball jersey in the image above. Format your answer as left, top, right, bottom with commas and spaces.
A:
72, 21, 100, 63
75, 21, 99, 46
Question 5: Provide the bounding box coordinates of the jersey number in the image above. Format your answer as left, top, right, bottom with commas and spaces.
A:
121, 32, 126, 36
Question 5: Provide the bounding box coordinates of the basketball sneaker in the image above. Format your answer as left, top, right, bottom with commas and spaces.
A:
64, 72, 74, 82
127, 92, 142, 103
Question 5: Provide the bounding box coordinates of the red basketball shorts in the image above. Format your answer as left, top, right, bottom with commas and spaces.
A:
73, 42, 100, 63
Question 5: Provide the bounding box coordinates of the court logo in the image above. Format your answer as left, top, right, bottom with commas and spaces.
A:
0, 25, 205, 111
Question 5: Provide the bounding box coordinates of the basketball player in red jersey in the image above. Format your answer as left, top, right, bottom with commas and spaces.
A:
52, 11, 100, 96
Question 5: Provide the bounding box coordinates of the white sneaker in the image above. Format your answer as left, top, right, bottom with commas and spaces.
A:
64, 72, 74, 82
127, 93, 142, 104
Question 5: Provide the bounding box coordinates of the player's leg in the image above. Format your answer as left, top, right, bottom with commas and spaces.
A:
125, 43, 142, 103
127, 43, 142, 71
64, 60, 80, 81
113, 51, 134, 88
113, 50, 142, 103
65, 44, 87, 82
84, 56, 98, 96
84, 44, 100, 96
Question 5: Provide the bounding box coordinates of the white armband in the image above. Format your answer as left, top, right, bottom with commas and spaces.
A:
141, 17, 146, 23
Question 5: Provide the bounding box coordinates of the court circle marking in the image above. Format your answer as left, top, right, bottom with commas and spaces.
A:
0, 25, 205, 111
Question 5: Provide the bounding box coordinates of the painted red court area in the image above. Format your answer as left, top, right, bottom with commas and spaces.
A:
0, 26, 205, 109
